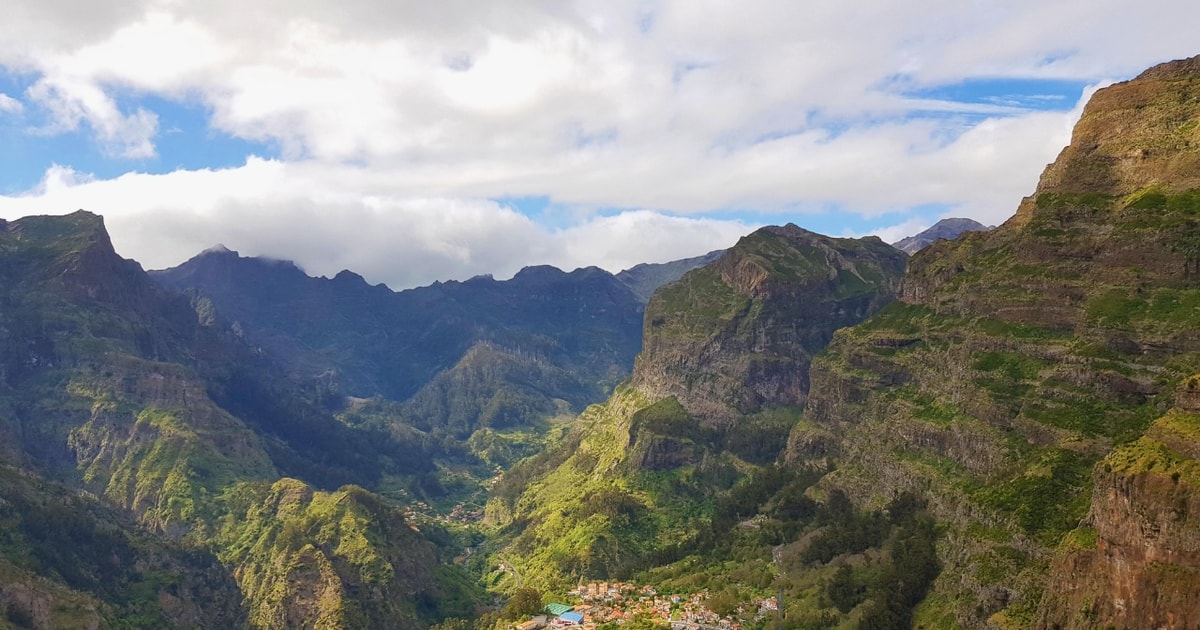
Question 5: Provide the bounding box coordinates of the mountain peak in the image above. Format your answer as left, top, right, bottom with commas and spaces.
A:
1024, 55, 1200, 206
892, 218, 991, 255
200, 243, 238, 257
5, 210, 108, 245
512, 265, 568, 282
634, 225, 906, 424
331, 269, 367, 285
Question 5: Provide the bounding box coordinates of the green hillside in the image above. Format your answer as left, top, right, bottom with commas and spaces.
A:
0, 212, 477, 629
483, 226, 907, 602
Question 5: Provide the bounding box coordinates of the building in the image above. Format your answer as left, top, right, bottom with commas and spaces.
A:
558, 612, 584, 626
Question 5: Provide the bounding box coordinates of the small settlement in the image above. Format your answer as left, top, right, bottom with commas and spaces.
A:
510, 582, 778, 630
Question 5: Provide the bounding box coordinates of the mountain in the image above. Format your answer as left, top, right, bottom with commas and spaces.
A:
635, 225, 906, 426
10, 54, 1200, 630
892, 217, 991, 254
153, 251, 643, 447
778, 55, 1200, 627
615, 249, 725, 303
0, 212, 472, 628
484, 226, 906, 590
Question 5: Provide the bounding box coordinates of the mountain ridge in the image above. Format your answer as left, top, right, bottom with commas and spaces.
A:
782, 53, 1200, 627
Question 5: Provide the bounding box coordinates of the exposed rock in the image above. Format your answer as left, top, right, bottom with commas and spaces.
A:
1037, 396, 1200, 629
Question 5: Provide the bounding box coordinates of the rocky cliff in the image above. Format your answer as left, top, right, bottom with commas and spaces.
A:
634, 225, 906, 426
1037, 377, 1200, 629
785, 55, 1200, 627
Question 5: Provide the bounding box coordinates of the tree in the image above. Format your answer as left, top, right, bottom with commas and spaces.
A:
430, 618, 472, 630
501, 588, 544, 620
826, 565, 865, 613
707, 587, 740, 617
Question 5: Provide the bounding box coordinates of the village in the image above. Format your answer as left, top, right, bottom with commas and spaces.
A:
511, 582, 778, 630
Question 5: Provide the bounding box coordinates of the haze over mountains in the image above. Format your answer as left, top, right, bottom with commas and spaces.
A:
3, 55, 1200, 630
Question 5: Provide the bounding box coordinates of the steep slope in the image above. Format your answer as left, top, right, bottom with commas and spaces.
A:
1037, 377, 1200, 629
153, 251, 643, 440
635, 225, 906, 426
615, 249, 726, 303
485, 227, 905, 591
892, 218, 991, 255
0, 212, 467, 629
783, 55, 1200, 627
0, 462, 246, 629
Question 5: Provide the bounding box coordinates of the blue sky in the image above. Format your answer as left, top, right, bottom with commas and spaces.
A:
0, 72, 277, 193
0, 1, 1196, 288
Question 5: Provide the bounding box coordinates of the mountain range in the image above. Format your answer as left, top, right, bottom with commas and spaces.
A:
2, 55, 1200, 630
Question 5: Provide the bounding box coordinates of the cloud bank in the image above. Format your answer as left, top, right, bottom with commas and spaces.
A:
0, 0, 1197, 287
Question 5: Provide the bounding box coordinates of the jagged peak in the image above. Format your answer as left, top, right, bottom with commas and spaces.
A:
200, 243, 238, 257
331, 269, 367, 285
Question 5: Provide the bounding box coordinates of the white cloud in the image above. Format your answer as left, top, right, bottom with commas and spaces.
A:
26, 76, 158, 158
0, 160, 748, 288
0, 93, 22, 114
0, 0, 1197, 283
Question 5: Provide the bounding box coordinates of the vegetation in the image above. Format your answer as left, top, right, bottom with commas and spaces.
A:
8, 63, 1200, 630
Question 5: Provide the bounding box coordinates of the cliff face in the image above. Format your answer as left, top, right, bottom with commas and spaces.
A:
1037, 378, 1200, 629
785, 55, 1200, 627
634, 225, 906, 426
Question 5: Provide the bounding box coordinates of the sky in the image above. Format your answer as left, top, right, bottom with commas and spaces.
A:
0, 1, 1197, 289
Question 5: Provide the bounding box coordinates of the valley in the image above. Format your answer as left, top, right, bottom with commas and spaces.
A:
3, 54, 1200, 630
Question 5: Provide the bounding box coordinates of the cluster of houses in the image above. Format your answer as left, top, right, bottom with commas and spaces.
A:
400, 498, 484, 525
510, 583, 779, 630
